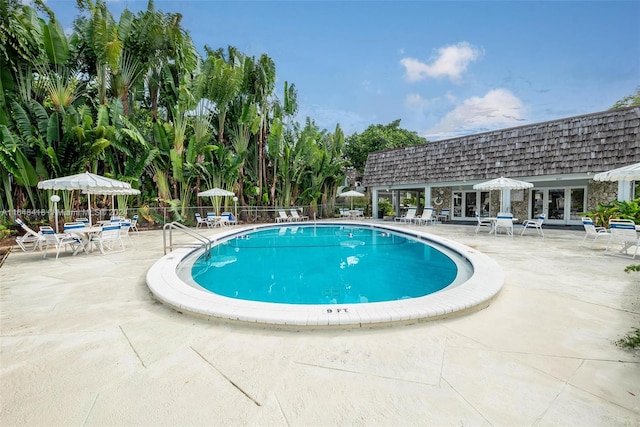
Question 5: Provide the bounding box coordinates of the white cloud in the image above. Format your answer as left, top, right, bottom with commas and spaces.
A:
424, 89, 527, 140
400, 42, 482, 82
404, 93, 428, 109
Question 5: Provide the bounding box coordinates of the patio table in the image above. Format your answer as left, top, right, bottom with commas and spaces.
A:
486, 217, 519, 235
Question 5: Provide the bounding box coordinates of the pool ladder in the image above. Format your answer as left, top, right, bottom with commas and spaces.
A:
162, 222, 212, 257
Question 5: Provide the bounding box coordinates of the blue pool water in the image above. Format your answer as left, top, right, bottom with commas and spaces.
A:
189, 225, 461, 305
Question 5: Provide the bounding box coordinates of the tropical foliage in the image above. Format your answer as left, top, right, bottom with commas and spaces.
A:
0, 0, 352, 219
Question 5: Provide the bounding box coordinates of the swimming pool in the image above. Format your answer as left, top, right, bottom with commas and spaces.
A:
146, 222, 504, 327
189, 225, 463, 305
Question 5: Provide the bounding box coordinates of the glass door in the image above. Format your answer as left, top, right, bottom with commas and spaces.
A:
548, 189, 565, 221
452, 191, 491, 219
530, 188, 585, 224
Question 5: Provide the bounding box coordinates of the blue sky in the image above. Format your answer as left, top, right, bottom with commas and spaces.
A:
44, 0, 640, 140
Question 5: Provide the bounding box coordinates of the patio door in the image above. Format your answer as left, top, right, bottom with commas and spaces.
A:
530, 187, 585, 225
452, 190, 491, 219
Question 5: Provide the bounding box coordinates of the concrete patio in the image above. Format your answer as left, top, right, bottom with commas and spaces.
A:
1, 222, 638, 426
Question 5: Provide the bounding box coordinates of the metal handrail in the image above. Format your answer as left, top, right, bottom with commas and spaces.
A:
162, 221, 212, 256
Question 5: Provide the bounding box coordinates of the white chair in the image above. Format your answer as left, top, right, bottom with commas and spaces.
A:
195, 213, 210, 228
395, 208, 417, 223
437, 208, 451, 223
206, 212, 225, 227
415, 208, 435, 225
276, 209, 291, 223
339, 208, 351, 219
581, 217, 610, 247
290, 208, 308, 221
40, 226, 86, 259
88, 224, 124, 255
130, 214, 139, 233
119, 220, 133, 244
494, 214, 514, 237
605, 219, 639, 259
521, 213, 545, 237
221, 212, 237, 225
15, 218, 44, 252
475, 212, 492, 234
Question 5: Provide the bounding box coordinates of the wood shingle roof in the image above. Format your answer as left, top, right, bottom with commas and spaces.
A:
363, 107, 640, 187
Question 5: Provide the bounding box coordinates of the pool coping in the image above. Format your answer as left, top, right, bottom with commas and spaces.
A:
146, 221, 505, 327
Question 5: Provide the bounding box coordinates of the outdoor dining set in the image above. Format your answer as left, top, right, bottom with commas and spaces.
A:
16, 215, 138, 259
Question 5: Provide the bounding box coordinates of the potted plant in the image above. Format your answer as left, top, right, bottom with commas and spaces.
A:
378, 199, 395, 220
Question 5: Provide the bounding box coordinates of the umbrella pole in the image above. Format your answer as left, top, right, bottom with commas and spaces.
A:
88, 194, 92, 227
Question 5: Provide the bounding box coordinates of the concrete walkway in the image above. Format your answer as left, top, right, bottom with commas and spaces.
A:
1, 222, 638, 426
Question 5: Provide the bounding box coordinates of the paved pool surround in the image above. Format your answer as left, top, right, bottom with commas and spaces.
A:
146, 221, 504, 327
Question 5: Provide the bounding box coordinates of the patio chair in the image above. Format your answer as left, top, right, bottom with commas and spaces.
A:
475, 212, 492, 234
415, 208, 436, 225
205, 212, 224, 227
88, 224, 124, 255
276, 209, 291, 223
437, 208, 451, 223
195, 213, 210, 228
520, 213, 545, 237
130, 214, 139, 233
119, 220, 133, 244
290, 208, 309, 221
40, 226, 86, 259
605, 219, 639, 259
395, 208, 417, 223
494, 214, 514, 237
339, 208, 351, 218
581, 217, 610, 247
221, 212, 237, 225
15, 218, 44, 252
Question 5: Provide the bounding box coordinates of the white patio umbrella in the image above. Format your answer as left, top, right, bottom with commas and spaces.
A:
197, 188, 235, 215
38, 171, 132, 227
338, 190, 365, 210
593, 162, 640, 182
473, 176, 533, 213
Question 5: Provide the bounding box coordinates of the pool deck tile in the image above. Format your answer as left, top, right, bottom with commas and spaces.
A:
1, 221, 639, 426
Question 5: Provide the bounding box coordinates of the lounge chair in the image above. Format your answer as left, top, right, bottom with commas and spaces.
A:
15, 218, 44, 252
395, 208, 417, 223
475, 212, 492, 234
130, 214, 139, 233
338, 208, 351, 218
88, 224, 124, 255
605, 219, 639, 259
581, 217, 610, 247
40, 226, 86, 259
520, 213, 545, 237
276, 209, 291, 223
195, 213, 210, 228
290, 208, 309, 221
415, 208, 435, 225
494, 213, 514, 237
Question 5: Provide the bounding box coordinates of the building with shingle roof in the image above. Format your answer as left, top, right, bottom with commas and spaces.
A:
362, 106, 640, 225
